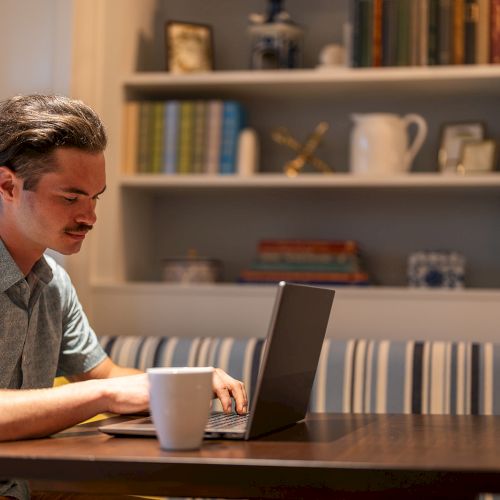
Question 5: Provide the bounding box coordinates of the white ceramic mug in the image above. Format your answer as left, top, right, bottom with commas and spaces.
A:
147, 367, 214, 450
350, 113, 428, 175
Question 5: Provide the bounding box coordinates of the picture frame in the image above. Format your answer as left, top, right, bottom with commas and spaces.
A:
457, 139, 497, 174
165, 21, 214, 74
438, 122, 485, 173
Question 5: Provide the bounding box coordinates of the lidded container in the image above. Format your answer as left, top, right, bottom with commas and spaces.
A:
248, 0, 303, 69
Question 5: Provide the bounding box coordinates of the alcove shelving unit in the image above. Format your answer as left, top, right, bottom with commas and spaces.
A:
71, 0, 500, 342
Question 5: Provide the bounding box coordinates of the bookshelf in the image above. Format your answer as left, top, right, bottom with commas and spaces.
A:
70, 0, 500, 341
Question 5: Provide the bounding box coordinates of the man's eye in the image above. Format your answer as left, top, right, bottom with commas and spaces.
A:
64, 197, 78, 203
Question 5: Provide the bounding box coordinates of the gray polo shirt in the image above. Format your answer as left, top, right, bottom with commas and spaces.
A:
0, 238, 107, 499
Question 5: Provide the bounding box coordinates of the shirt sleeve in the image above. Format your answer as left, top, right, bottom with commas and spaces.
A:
48, 260, 108, 377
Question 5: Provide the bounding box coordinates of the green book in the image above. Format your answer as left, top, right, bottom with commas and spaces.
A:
192, 101, 207, 174
397, 0, 410, 66
177, 101, 195, 174
150, 101, 165, 174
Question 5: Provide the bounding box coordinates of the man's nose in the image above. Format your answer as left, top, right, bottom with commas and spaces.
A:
75, 201, 97, 226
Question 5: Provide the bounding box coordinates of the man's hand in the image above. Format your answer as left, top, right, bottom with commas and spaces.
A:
89, 359, 248, 415
211, 368, 248, 414
103, 368, 248, 415
98, 373, 150, 414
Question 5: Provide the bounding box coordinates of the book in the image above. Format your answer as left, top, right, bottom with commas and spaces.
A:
204, 100, 223, 174
428, 0, 440, 65
360, 0, 374, 66
351, 0, 363, 66
490, 0, 500, 63
476, 0, 490, 63
373, 0, 383, 66
248, 260, 362, 274
122, 101, 139, 175
438, 0, 453, 65
219, 101, 245, 174
397, 0, 410, 66
382, 0, 399, 66
150, 101, 165, 174
177, 101, 195, 174
408, 0, 420, 66
258, 239, 359, 253
452, 0, 465, 64
137, 101, 152, 173
239, 269, 370, 285
192, 101, 207, 174
163, 101, 180, 174
257, 239, 361, 264
464, 0, 479, 64
418, 0, 429, 66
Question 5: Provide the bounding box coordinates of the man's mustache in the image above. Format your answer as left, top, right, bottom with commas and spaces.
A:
64, 224, 93, 233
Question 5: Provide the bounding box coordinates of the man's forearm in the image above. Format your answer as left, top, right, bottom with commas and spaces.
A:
0, 380, 106, 441
0, 373, 149, 441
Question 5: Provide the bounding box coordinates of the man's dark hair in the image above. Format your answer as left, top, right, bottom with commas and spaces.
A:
0, 94, 107, 190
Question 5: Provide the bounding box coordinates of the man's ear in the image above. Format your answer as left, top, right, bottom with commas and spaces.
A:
0, 166, 19, 201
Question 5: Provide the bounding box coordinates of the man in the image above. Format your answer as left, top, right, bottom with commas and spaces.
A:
0, 95, 247, 499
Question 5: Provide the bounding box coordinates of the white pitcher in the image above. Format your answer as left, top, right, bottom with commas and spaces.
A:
350, 113, 428, 175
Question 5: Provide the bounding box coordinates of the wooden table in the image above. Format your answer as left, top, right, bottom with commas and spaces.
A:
1, 413, 500, 499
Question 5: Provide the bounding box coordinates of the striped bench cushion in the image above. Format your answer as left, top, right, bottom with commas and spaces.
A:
99, 336, 500, 416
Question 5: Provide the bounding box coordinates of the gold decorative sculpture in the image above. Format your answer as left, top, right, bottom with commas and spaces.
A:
271, 121, 333, 177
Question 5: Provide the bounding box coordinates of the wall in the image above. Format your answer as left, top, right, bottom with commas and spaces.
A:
0, 0, 73, 98
0, 0, 74, 268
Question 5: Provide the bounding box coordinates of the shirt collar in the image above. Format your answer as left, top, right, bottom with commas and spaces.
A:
0, 238, 53, 292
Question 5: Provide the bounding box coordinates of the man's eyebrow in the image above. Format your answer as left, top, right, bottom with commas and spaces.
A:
60, 185, 107, 197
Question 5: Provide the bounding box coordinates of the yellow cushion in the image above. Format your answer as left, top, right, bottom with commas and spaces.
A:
53, 376, 69, 387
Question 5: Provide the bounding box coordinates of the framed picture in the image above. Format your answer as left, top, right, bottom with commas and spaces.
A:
438, 122, 485, 173
457, 139, 497, 174
165, 21, 214, 74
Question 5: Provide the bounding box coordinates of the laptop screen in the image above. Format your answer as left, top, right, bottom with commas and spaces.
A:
246, 282, 335, 439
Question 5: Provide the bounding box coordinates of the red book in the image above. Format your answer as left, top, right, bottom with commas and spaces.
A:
257, 240, 359, 254
372, 0, 383, 66
239, 269, 370, 284
491, 0, 500, 63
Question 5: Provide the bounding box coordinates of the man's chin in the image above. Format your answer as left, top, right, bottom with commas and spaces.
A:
52, 241, 84, 255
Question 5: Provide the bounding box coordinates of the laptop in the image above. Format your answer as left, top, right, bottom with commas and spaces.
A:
99, 281, 335, 440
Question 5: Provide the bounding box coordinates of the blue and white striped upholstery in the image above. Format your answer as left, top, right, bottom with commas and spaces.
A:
99, 336, 500, 416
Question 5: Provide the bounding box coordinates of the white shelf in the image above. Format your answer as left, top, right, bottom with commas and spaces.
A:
119, 173, 500, 191
123, 66, 500, 99
92, 281, 500, 299
90, 282, 500, 342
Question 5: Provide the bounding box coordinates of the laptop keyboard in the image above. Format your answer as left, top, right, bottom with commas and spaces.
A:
206, 411, 249, 431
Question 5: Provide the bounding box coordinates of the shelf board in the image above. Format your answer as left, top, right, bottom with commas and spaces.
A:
90, 282, 500, 341
119, 173, 500, 191
123, 66, 500, 99
91, 281, 500, 301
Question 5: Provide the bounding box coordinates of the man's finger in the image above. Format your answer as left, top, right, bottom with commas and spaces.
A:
213, 369, 248, 414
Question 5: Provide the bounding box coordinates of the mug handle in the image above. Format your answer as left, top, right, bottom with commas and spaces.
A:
403, 114, 428, 171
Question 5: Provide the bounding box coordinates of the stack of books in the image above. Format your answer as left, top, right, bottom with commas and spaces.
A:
350, 0, 500, 67
123, 100, 246, 175
239, 239, 371, 285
